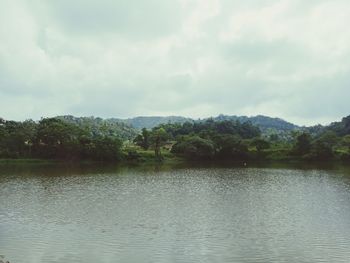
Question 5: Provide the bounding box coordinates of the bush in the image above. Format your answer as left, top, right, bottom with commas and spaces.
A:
172, 136, 215, 160
213, 134, 249, 160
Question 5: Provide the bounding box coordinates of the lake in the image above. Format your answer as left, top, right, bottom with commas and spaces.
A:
1, 163, 350, 263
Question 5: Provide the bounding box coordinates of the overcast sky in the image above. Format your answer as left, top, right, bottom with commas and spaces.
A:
0, 0, 349, 125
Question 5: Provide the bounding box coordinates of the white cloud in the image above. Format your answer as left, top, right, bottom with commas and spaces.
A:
0, 0, 349, 125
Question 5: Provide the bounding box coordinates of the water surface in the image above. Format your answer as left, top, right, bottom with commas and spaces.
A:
1, 164, 350, 262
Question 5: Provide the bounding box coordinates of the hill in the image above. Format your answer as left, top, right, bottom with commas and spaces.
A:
113, 116, 192, 130
114, 115, 300, 135
212, 115, 299, 132
57, 115, 138, 140
319, 115, 350, 136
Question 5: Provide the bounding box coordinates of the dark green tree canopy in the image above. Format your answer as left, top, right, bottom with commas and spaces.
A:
293, 132, 312, 156
0, 117, 123, 161
172, 136, 216, 160
133, 128, 150, 150
251, 138, 270, 152
149, 128, 169, 160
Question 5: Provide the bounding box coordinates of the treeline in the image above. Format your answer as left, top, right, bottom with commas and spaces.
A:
134, 119, 264, 161
291, 131, 350, 161
134, 117, 350, 162
293, 115, 350, 161
1, 115, 350, 163
56, 115, 138, 140
0, 118, 123, 161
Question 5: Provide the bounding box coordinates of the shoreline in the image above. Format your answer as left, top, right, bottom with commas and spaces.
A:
0, 157, 349, 170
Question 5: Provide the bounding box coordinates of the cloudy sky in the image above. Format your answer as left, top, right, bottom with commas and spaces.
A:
0, 0, 349, 125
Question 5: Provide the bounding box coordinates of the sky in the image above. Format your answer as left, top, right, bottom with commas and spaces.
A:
0, 0, 349, 126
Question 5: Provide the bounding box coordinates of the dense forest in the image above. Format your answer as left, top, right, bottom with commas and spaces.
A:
114, 114, 299, 133
0, 117, 129, 161
0, 115, 350, 163
133, 116, 350, 162
115, 116, 193, 130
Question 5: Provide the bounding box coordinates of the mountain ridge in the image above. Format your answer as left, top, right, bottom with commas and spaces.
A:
111, 114, 300, 133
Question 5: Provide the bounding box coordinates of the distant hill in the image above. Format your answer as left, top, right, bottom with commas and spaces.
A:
112, 116, 192, 130
323, 115, 350, 136
113, 115, 300, 135
302, 115, 350, 137
212, 115, 299, 132
55, 114, 299, 140
57, 115, 138, 140
56, 114, 350, 140
30, 114, 350, 140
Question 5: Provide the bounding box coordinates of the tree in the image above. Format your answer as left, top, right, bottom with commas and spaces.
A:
134, 134, 144, 148
343, 116, 350, 135
89, 135, 122, 161
149, 128, 169, 160
34, 118, 123, 161
133, 128, 150, 150
34, 118, 84, 159
0, 119, 37, 158
172, 136, 215, 160
340, 135, 350, 160
213, 134, 248, 160
343, 135, 350, 152
293, 132, 311, 155
153, 119, 260, 140
141, 128, 150, 150
269, 134, 279, 142
251, 138, 270, 153
309, 131, 338, 160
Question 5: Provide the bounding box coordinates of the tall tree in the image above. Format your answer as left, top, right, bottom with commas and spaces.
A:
251, 138, 270, 153
171, 136, 216, 160
294, 132, 312, 155
343, 135, 350, 152
150, 128, 168, 160
133, 128, 150, 150
310, 131, 338, 160
213, 134, 248, 160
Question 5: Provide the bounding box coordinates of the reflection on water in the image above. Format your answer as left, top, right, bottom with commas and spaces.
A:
1, 163, 350, 263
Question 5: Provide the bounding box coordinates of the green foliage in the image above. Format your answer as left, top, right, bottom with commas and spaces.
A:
251, 138, 270, 152
172, 136, 215, 160
133, 134, 144, 149
327, 115, 350, 136
162, 120, 260, 161
2, 114, 350, 164
125, 150, 141, 162
213, 134, 249, 160
0, 119, 36, 158
342, 135, 350, 151
133, 128, 150, 150
34, 118, 84, 159
122, 116, 191, 130
307, 132, 339, 160
0, 117, 123, 161
293, 132, 312, 156
159, 119, 260, 139
268, 134, 279, 142
87, 135, 122, 161
56, 115, 138, 141
149, 128, 169, 160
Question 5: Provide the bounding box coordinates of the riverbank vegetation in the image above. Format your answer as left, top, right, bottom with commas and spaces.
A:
0, 117, 123, 161
134, 117, 350, 163
0, 115, 350, 164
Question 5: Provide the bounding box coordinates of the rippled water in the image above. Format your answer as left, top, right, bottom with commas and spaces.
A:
1, 164, 350, 263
